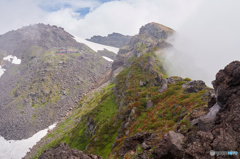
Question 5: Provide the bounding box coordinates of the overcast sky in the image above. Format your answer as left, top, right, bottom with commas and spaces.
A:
0, 0, 239, 86
0, 0, 203, 38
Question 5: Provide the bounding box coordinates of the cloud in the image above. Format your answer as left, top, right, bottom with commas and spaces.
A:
1, 0, 239, 87
0, 0, 204, 38
0, 0, 47, 34
163, 0, 240, 86
43, 0, 204, 38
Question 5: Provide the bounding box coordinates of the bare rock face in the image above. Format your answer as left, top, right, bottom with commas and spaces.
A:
212, 61, 240, 107
139, 22, 174, 39
38, 143, 103, 159
184, 131, 213, 159
183, 61, 240, 158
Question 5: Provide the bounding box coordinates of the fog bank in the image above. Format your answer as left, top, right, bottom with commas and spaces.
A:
163, 0, 240, 87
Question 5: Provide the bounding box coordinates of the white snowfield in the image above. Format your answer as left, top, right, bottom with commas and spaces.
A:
0, 66, 5, 78
0, 55, 22, 78
3, 55, 21, 64
74, 36, 119, 54
0, 123, 57, 159
102, 56, 114, 62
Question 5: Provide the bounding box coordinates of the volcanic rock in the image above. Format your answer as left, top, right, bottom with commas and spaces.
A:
38, 143, 103, 159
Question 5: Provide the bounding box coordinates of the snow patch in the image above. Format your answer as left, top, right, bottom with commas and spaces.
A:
74, 36, 119, 54
102, 56, 113, 62
0, 123, 57, 159
0, 66, 6, 78
3, 55, 21, 64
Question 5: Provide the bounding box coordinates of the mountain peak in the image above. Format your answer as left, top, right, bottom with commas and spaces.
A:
139, 22, 174, 38
0, 23, 110, 140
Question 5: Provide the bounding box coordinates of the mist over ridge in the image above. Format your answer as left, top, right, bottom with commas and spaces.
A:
162, 0, 240, 86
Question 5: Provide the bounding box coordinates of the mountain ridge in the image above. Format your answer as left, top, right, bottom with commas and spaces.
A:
86, 32, 132, 48
24, 22, 209, 159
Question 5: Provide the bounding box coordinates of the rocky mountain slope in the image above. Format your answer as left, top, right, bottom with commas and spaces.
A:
25, 22, 240, 159
97, 49, 117, 61
0, 24, 110, 140
86, 32, 131, 48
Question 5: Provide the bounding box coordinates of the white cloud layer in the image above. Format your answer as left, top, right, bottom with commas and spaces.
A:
43, 0, 204, 38
0, 0, 239, 86
0, 0, 203, 38
162, 0, 240, 86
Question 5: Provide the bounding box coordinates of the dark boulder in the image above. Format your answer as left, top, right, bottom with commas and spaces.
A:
184, 131, 213, 159
146, 100, 153, 109
118, 132, 157, 156
38, 143, 103, 159
158, 79, 168, 93
212, 61, 240, 107
184, 80, 206, 94
153, 131, 184, 159
86, 117, 96, 137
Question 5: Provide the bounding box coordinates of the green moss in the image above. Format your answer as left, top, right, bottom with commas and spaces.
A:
184, 77, 192, 81
31, 114, 36, 123
32, 83, 118, 159
112, 78, 209, 156
137, 42, 147, 53
128, 56, 137, 63
136, 144, 144, 154
176, 81, 185, 85
72, 53, 80, 56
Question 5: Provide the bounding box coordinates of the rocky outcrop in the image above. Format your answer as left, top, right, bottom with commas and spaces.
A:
86, 117, 96, 137
157, 61, 240, 158
183, 80, 206, 94
153, 131, 184, 159
112, 22, 174, 71
158, 79, 168, 93
212, 61, 240, 107
119, 132, 158, 157
38, 143, 103, 159
86, 32, 131, 48
146, 100, 153, 109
